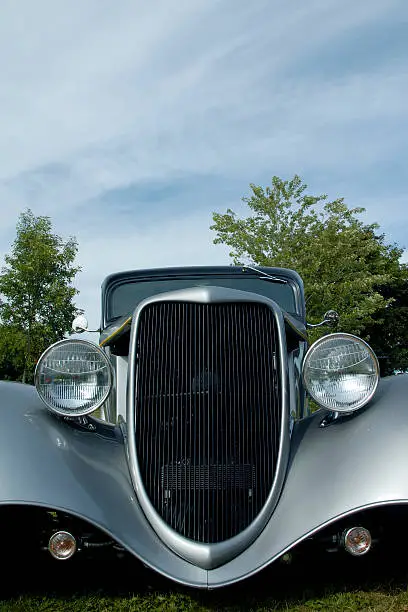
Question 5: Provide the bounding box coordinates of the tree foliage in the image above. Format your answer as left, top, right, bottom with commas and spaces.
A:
364, 277, 408, 375
0, 325, 26, 381
211, 175, 408, 370
0, 210, 81, 383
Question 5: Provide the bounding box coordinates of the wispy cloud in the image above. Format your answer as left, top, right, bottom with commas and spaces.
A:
0, 0, 407, 322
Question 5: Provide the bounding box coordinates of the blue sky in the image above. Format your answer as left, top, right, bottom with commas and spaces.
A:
0, 0, 407, 329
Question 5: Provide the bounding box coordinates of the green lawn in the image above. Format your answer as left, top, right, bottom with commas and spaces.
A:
1, 553, 408, 611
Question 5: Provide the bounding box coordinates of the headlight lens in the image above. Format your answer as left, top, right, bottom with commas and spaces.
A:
303, 333, 379, 412
35, 339, 112, 416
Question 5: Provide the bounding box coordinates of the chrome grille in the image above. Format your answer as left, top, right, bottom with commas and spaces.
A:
134, 301, 282, 543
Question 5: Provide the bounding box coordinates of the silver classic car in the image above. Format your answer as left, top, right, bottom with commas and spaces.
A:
1, 265, 407, 588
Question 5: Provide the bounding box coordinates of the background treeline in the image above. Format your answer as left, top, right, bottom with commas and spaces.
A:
0, 176, 406, 382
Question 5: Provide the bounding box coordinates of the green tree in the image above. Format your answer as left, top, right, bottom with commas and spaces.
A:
0, 325, 26, 380
364, 275, 408, 375
211, 175, 407, 365
0, 209, 81, 383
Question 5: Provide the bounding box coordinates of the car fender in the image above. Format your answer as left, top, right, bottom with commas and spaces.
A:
0, 381, 207, 588
2, 375, 408, 589
209, 373, 408, 587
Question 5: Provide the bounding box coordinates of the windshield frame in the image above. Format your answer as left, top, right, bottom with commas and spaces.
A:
101, 267, 305, 329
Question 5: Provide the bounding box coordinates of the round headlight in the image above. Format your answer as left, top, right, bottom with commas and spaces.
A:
35, 339, 112, 417
303, 333, 379, 413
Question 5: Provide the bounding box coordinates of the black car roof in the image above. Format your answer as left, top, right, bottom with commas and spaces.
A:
100, 266, 305, 330
101, 265, 303, 289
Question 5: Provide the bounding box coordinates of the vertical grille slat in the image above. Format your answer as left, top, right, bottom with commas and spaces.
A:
135, 301, 282, 544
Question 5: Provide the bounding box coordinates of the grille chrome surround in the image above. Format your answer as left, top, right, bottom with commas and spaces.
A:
126, 286, 290, 570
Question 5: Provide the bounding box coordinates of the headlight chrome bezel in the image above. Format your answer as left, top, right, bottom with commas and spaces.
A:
35, 338, 113, 417
302, 332, 380, 413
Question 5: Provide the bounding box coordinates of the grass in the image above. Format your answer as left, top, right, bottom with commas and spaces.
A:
4, 591, 408, 612
2, 552, 408, 611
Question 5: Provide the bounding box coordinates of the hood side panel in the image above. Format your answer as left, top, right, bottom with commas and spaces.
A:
208, 374, 408, 586
0, 382, 207, 588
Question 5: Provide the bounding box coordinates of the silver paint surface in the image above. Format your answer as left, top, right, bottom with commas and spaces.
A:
0, 350, 407, 587
209, 372, 408, 586
0, 381, 207, 588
